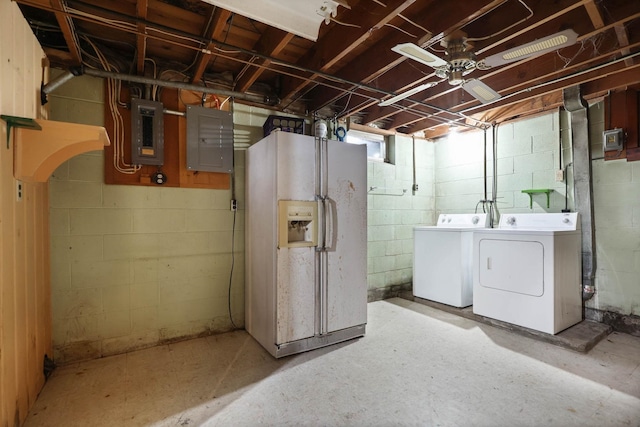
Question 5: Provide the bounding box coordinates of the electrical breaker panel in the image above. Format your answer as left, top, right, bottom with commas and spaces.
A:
131, 98, 164, 165
603, 128, 624, 152
186, 105, 233, 173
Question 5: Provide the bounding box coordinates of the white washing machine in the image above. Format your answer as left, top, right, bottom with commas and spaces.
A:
472, 213, 582, 334
413, 213, 490, 307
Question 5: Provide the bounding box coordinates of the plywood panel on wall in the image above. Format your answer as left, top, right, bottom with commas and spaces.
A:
0, 2, 52, 426
104, 86, 230, 189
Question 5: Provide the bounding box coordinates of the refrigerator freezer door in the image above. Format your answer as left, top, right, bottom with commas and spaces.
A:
324, 139, 367, 333
275, 133, 317, 344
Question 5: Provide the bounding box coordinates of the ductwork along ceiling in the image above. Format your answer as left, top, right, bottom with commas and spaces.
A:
17, 0, 640, 137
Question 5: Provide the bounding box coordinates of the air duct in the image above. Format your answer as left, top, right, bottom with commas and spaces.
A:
40, 67, 82, 105
563, 86, 596, 301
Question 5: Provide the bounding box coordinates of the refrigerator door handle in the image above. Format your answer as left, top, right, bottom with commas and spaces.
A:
316, 198, 326, 251
324, 197, 336, 251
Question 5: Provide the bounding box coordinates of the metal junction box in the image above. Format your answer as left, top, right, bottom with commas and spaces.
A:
186, 105, 233, 173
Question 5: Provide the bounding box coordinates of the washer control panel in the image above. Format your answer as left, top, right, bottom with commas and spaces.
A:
437, 214, 489, 228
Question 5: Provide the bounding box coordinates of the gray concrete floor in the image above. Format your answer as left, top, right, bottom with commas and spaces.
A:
25, 298, 640, 426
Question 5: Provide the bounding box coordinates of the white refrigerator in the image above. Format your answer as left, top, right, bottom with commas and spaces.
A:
245, 130, 367, 358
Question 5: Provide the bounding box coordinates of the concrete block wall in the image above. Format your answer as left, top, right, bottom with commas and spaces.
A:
585, 102, 640, 319
495, 111, 568, 213
435, 128, 488, 213
48, 74, 244, 363
435, 112, 569, 217
367, 135, 435, 300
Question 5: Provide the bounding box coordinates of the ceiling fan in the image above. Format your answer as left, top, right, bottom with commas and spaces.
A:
380, 29, 578, 106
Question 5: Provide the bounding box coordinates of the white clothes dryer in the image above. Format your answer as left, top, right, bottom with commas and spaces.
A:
413, 213, 490, 307
472, 213, 582, 334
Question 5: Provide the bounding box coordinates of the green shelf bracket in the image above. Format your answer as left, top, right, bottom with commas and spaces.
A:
521, 188, 553, 209
1, 115, 42, 149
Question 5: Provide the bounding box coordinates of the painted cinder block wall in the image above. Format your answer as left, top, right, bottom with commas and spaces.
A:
367, 136, 435, 300
0, 2, 52, 425
434, 105, 640, 325
48, 73, 245, 363
47, 74, 433, 362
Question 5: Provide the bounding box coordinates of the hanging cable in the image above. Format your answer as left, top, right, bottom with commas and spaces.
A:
467, 0, 533, 42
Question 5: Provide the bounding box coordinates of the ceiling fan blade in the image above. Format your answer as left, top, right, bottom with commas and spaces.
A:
482, 29, 578, 67
462, 79, 501, 104
391, 43, 448, 68
379, 82, 439, 106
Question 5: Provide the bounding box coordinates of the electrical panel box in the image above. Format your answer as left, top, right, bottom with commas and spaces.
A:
603, 128, 624, 152
131, 98, 164, 165
186, 105, 233, 173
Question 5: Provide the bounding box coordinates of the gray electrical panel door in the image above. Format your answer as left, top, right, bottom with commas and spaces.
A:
131, 98, 164, 165
186, 105, 233, 173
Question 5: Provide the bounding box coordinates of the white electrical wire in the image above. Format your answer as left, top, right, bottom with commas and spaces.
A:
85, 38, 140, 174
384, 23, 416, 38
397, 13, 431, 35
466, 0, 533, 42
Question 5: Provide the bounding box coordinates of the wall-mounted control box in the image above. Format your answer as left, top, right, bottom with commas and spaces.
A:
186, 105, 233, 173
603, 128, 624, 152
131, 98, 164, 165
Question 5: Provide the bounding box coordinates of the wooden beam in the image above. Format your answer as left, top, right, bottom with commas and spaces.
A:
614, 25, 633, 67
234, 29, 294, 93
584, 0, 605, 29
306, 0, 506, 113
403, 61, 640, 135
49, 0, 81, 65
278, 0, 417, 107
191, 9, 233, 84
361, 0, 594, 127
379, 12, 640, 132
583, 1, 632, 68
136, 0, 148, 75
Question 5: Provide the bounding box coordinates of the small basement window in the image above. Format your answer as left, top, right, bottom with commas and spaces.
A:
346, 129, 390, 163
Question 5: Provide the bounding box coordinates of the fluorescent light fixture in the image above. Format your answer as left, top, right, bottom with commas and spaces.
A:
379, 82, 438, 106
462, 79, 501, 104
200, 0, 342, 41
391, 43, 447, 68
482, 29, 578, 67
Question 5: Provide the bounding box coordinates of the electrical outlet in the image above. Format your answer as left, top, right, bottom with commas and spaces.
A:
412, 184, 419, 191
16, 180, 23, 201
230, 199, 237, 211
555, 169, 564, 182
